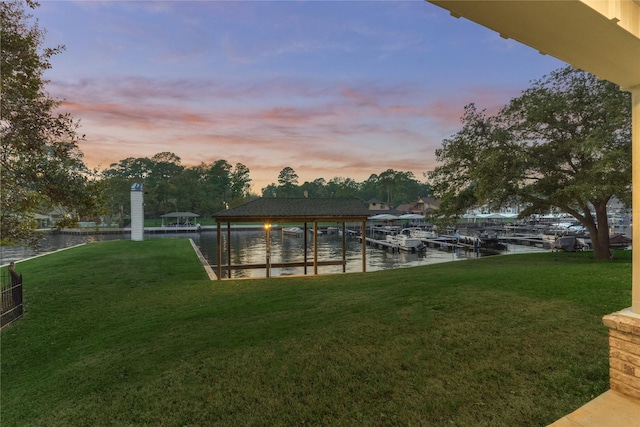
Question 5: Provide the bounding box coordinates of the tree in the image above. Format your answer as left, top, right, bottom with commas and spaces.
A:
101, 154, 183, 219
146, 153, 183, 216
377, 169, 397, 205
100, 175, 131, 228
100, 155, 253, 220
325, 177, 360, 198
1, 0, 104, 245
360, 174, 380, 202
261, 183, 278, 198
429, 67, 631, 260
377, 169, 423, 206
300, 178, 327, 198
149, 152, 183, 186
208, 159, 232, 204
102, 157, 153, 181
173, 164, 209, 214
229, 163, 251, 201
277, 166, 300, 197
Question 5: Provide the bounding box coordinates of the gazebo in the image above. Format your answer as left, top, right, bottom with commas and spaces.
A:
160, 212, 199, 228
211, 198, 370, 279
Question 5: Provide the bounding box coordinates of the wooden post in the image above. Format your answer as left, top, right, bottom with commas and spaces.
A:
361, 219, 367, 273
342, 222, 347, 273
226, 223, 231, 279
216, 222, 222, 280
304, 222, 308, 275
313, 220, 319, 275
265, 223, 271, 278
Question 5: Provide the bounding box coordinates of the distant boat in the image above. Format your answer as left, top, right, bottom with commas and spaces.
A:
325, 227, 339, 234
282, 227, 323, 237
386, 234, 426, 252
552, 235, 587, 252
404, 227, 437, 239
608, 233, 630, 249
282, 227, 304, 236
479, 229, 500, 245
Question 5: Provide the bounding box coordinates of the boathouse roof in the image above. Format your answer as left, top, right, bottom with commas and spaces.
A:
212, 198, 370, 223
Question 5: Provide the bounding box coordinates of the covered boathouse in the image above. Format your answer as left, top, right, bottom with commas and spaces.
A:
211, 198, 370, 280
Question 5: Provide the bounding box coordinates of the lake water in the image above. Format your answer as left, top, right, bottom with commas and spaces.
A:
1, 229, 547, 277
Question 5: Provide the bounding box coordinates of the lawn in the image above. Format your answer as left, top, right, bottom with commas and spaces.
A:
0, 239, 631, 426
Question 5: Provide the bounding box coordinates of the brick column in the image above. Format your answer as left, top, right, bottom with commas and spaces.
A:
603, 310, 640, 402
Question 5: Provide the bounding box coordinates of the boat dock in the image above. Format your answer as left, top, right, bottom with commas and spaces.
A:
360, 236, 468, 253
360, 232, 528, 257
421, 237, 467, 251
361, 237, 402, 253
498, 236, 552, 249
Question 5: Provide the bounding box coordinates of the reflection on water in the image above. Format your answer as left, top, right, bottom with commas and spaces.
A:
0, 233, 123, 265
1, 230, 546, 276
171, 230, 481, 278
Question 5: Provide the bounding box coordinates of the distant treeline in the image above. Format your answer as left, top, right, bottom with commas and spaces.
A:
100, 152, 430, 225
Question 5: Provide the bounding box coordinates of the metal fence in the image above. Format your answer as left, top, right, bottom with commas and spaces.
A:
1, 266, 23, 329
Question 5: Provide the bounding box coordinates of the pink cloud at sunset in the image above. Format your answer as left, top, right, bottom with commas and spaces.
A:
37, 1, 566, 192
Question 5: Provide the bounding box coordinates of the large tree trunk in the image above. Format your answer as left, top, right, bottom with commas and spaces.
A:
583, 202, 611, 260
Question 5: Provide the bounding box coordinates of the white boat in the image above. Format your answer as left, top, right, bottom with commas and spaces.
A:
405, 227, 437, 239
282, 227, 304, 236
325, 227, 339, 234
386, 234, 426, 252
282, 227, 322, 236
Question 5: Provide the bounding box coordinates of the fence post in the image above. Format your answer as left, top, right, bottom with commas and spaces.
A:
1, 267, 24, 329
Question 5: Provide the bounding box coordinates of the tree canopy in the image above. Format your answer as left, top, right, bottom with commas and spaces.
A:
1, 0, 103, 246
98, 155, 432, 225
429, 66, 631, 259
260, 166, 429, 204
100, 155, 254, 224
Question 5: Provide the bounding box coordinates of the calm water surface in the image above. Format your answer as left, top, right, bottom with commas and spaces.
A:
1, 230, 547, 277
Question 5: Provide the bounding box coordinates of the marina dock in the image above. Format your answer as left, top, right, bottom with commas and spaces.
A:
360, 236, 469, 253
498, 236, 552, 249
361, 237, 402, 253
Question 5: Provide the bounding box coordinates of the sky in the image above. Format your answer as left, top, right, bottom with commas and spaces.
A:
35, 0, 566, 193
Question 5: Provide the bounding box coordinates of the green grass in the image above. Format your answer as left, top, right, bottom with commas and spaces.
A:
0, 240, 631, 426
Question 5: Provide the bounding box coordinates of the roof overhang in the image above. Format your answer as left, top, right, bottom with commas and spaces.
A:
213, 215, 370, 223
428, 0, 640, 90
212, 198, 371, 224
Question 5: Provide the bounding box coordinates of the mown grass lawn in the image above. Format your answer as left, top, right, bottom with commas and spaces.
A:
0, 239, 631, 426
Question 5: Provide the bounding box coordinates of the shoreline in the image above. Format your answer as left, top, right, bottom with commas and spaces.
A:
46, 224, 274, 235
